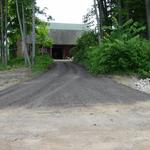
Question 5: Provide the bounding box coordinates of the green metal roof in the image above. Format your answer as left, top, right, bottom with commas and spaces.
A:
49, 22, 89, 31
49, 29, 84, 45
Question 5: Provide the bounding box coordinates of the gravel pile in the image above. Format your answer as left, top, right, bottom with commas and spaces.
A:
135, 78, 150, 94
113, 76, 150, 94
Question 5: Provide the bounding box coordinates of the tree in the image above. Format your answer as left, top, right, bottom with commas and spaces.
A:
15, 0, 31, 65
93, 0, 101, 44
32, 0, 36, 65
0, 0, 53, 68
83, 8, 95, 28
4, 0, 8, 64
36, 22, 53, 53
145, 0, 150, 39
0, 0, 4, 63
0, 0, 8, 65
84, 0, 148, 39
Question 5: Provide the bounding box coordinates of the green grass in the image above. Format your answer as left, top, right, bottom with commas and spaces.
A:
0, 63, 11, 71
0, 57, 24, 71
0, 55, 53, 75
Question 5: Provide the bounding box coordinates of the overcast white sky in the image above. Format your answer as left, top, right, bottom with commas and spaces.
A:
36, 0, 93, 24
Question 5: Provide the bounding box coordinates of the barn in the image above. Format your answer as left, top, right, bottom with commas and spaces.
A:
17, 23, 88, 59
49, 23, 88, 59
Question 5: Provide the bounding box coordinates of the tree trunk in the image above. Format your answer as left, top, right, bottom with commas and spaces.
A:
94, 0, 101, 44
22, 2, 27, 64
32, 0, 36, 65
145, 0, 150, 39
0, 0, 9, 65
0, 0, 4, 64
118, 0, 123, 25
4, 0, 8, 64
97, 0, 104, 37
0, 0, 2, 62
15, 0, 31, 65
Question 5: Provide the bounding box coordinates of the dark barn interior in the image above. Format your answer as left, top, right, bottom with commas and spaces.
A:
52, 47, 63, 59
52, 45, 74, 59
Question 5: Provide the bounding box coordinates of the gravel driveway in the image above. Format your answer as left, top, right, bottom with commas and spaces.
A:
0, 61, 150, 150
0, 61, 149, 108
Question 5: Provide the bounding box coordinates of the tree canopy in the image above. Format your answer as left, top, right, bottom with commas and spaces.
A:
83, 0, 150, 41
73, 0, 150, 78
0, 0, 52, 65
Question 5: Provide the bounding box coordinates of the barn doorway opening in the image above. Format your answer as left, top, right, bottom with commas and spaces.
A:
52, 48, 63, 59
51, 45, 74, 59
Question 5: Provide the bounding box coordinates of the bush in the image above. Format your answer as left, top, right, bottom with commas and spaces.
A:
71, 31, 98, 64
72, 19, 150, 78
86, 38, 150, 77
8, 57, 24, 67
32, 54, 53, 74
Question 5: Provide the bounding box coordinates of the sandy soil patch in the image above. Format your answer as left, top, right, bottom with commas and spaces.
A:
0, 101, 150, 150
0, 68, 31, 91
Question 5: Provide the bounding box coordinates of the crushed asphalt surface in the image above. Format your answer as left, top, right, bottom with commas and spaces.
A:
0, 61, 149, 108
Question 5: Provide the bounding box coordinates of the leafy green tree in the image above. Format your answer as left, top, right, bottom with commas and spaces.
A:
77, 19, 150, 77
36, 23, 53, 51
84, 0, 148, 39
71, 31, 98, 64
0, 0, 52, 67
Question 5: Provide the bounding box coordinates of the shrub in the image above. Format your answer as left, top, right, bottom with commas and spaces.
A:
71, 31, 98, 64
72, 19, 150, 78
86, 38, 150, 77
32, 54, 53, 74
8, 57, 24, 67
